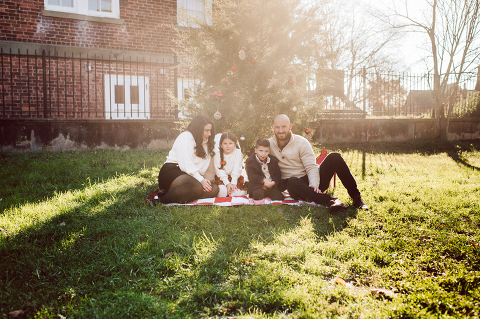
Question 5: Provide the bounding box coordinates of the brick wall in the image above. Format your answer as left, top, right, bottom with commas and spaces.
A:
1, 52, 179, 119
0, 0, 178, 54
0, 0, 197, 120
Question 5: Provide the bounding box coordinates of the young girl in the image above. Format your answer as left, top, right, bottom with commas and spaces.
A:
214, 132, 248, 197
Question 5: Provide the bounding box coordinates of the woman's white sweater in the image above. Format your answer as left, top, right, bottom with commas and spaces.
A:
165, 131, 211, 182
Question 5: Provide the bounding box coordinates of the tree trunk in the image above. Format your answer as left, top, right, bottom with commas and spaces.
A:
476, 66, 480, 92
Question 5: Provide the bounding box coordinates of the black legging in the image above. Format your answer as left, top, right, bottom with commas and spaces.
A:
286, 176, 334, 205
160, 174, 219, 204
318, 152, 360, 198
250, 186, 285, 201
285, 152, 360, 205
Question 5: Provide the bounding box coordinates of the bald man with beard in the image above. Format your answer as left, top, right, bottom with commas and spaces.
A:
268, 114, 368, 213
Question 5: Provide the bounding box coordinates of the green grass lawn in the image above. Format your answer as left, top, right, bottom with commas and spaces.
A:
1, 139, 480, 318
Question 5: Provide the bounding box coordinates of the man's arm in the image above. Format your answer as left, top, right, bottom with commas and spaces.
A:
270, 158, 283, 186
298, 138, 320, 187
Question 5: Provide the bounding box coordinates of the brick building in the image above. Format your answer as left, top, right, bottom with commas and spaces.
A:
0, 0, 207, 120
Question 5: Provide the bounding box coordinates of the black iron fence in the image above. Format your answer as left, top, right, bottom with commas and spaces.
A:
0, 48, 198, 120
1, 47, 478, 120
322, 68, 479, 118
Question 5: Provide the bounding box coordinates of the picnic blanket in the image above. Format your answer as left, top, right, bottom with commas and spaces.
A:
145, 190, 322, 207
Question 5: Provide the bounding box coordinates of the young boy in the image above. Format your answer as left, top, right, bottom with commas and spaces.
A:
245, 138, 284, 200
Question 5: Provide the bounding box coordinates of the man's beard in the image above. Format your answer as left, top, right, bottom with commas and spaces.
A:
276, 131, 290, 142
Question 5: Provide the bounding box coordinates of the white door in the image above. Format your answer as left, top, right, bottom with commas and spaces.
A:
105, 75, 150, 119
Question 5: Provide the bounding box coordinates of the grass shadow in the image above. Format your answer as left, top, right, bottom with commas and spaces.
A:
445, 148, 480, 171
142, 201, 358, 317
1, 181, 142, 316
0, 149, 168, 213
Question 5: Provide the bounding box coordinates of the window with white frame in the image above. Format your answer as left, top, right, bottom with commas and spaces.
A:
104, 75, 150, 120
177, 0, 212, 27
177, 78, 200, 118
45, 0, 120, 19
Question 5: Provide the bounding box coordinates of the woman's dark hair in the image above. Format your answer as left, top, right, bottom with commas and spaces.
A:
218, 131, 240, 169
187, 114, 215, 158
256, 138, 270, 148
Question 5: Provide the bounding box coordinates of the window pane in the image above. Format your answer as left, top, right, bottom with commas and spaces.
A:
115, 85, 125, 104
101, 0, 112, 12
194, 0, 204, 11
88, 0, 97, 10
89, 0, 112, 12
178, 0, 211, 26
178, 0, 187, 9
185, 0, 195, 10
48, 0, 73, 7
130, 86, 139, 104
187, 0, 204, 11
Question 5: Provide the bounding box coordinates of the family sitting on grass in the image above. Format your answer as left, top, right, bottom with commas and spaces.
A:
157, 114, 368, 212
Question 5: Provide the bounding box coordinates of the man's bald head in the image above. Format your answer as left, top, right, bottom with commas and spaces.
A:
273, 114, 292, 144
273, 114, 290, 125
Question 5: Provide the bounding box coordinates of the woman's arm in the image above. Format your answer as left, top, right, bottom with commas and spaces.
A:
175, 133, 205, 182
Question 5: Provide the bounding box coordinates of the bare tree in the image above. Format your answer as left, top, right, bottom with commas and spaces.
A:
376, 0, 480, 137
314, 0, 402, 107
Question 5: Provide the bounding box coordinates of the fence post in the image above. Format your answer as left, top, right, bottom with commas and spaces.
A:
42, 49, 48, 118
173, 54, 178, 118
362, 66, 366, 113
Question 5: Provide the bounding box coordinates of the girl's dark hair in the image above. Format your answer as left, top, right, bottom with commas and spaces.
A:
256, 138, 270, 148
187, 114, 215, 158
218, 131, 240, 169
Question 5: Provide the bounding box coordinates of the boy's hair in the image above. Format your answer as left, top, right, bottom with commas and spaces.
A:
256, 138, 270, 148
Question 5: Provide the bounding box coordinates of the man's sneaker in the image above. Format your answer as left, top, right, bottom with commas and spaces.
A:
353, 196, 369, 210
327, 198, 347, 214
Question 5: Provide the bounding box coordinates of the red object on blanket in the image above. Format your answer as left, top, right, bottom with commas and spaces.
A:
316, 147, 328, 165
315, 147, 336, 188
214, 196, 235, 203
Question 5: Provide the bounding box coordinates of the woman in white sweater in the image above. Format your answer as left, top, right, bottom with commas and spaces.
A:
157, 114, 219, 203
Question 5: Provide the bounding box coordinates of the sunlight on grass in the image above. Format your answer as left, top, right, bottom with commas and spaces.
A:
0, 173, 144, 236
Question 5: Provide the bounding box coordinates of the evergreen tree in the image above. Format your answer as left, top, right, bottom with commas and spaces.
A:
175, 0, 326, 151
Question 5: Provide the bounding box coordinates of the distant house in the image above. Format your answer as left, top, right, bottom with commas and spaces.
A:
402, 83, 469, 116
0, 0, 210, 120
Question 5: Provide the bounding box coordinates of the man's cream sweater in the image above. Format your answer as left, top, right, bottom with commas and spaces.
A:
268, 133, 320, 187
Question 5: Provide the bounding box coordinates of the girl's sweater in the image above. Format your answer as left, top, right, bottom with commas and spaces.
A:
214, 148, 243, 185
